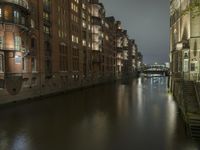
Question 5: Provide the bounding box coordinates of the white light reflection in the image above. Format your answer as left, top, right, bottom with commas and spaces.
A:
137, 78, 144, 123
80, 112, 108, 150
117, 85, 128, 117
11, 133, 30, 150
165, 93, 177, 148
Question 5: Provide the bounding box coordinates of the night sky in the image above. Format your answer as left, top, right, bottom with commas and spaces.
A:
101, 0, 170, 64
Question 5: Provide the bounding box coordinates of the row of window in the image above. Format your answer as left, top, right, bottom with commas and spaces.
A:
0, 7, 26, 26
71, 14, 78, 23
0, 55, 37, 73
72, 35, 79, 44
58, 30, 67, 38
57, 3, 68, 39
43, 25, 50, 34
71, 2, 78, 13
43, 12, 50, 21
74, 0, 79, 4
0, 36, 22, 51
59, 44, 68, 71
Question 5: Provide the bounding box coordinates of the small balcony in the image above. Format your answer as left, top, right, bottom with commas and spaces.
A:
91, 16, 102, 26
116, 47, 123, 52
0, 17, 29, 30
89, 0, 101, 5
0, 0, 29, 10
0, 44, 27, 52
123, 46, 129, 50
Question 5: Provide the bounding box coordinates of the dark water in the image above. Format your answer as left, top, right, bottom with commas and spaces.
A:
0, 77, 199, 150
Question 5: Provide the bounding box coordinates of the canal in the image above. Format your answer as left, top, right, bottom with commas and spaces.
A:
0, 77, 199, 150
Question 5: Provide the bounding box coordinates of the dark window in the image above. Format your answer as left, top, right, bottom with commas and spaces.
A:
31, 38, 36, 49
191, 63, 195, 71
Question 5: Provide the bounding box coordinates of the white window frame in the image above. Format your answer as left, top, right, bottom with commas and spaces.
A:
15, 36, 21, 51
0, 36, 3, 49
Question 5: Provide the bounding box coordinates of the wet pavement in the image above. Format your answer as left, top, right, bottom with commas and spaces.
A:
0, 77, 199, 150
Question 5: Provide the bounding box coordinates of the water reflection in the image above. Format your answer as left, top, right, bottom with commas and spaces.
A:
0, 77, 199, 150
165, 93, 177, 150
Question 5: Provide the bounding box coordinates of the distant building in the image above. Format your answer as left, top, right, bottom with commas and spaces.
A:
165, 62, 170, 69
137, 52, 143, 71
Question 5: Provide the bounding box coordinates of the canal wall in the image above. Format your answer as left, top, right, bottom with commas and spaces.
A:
0, 72, 138, 104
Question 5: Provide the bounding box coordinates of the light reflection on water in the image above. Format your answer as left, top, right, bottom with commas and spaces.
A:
0, 77, 199, 150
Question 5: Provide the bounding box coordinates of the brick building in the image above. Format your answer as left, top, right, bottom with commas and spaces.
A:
0, 0, 141, 103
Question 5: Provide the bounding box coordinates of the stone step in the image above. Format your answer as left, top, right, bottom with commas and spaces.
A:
191, 132, 200, 136
190, 118, 200, 121
190, 121, 200, 125
183, 88, 195, 90
188, 115, 200, 140
191, 129, 200, 134
183, 88, 195, 91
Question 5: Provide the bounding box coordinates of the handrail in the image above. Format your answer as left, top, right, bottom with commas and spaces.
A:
0, 0, 29, 10
194, 83, 200, 110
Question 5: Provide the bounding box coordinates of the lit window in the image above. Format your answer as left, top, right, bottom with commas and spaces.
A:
14, 10, 20, 23
82, 40, 86, 46
58, 30, 61, 37
82, 12, 86, 19
31, 19, 35, 28
76, 37, 79, 43
43, 25, 50, 34
72, 35, 75, 42
0, 8, 2, 18
15, 36, 21, 51
71, 3, 73, 9
0, 36, 3, 49
82, 21, 86, 28
105, 35, 109, 41
4, 6, 12, 21
31, 57, 37, 72
0, 54, 3, 72
82, 3, 86, 9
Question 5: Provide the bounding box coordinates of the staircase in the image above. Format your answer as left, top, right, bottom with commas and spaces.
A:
183, 81, 199, 113
182, 81, 200, 141
188, 115, 200, 141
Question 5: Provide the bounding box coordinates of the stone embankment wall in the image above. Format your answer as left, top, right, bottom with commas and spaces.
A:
0, 72, 138, 105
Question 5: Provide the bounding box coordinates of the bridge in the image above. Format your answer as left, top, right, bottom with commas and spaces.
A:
141, 64, 170, 76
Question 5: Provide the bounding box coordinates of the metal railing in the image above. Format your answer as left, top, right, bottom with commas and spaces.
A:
194, 83, 200, 111
0, 0, 29, 10
0, 44, 26, 52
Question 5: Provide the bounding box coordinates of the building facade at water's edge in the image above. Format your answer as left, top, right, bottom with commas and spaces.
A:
170, 0, 200, 136
0, 0, 142, 104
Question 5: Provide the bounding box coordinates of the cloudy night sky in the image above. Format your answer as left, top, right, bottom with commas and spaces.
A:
101, 0, 170, 64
